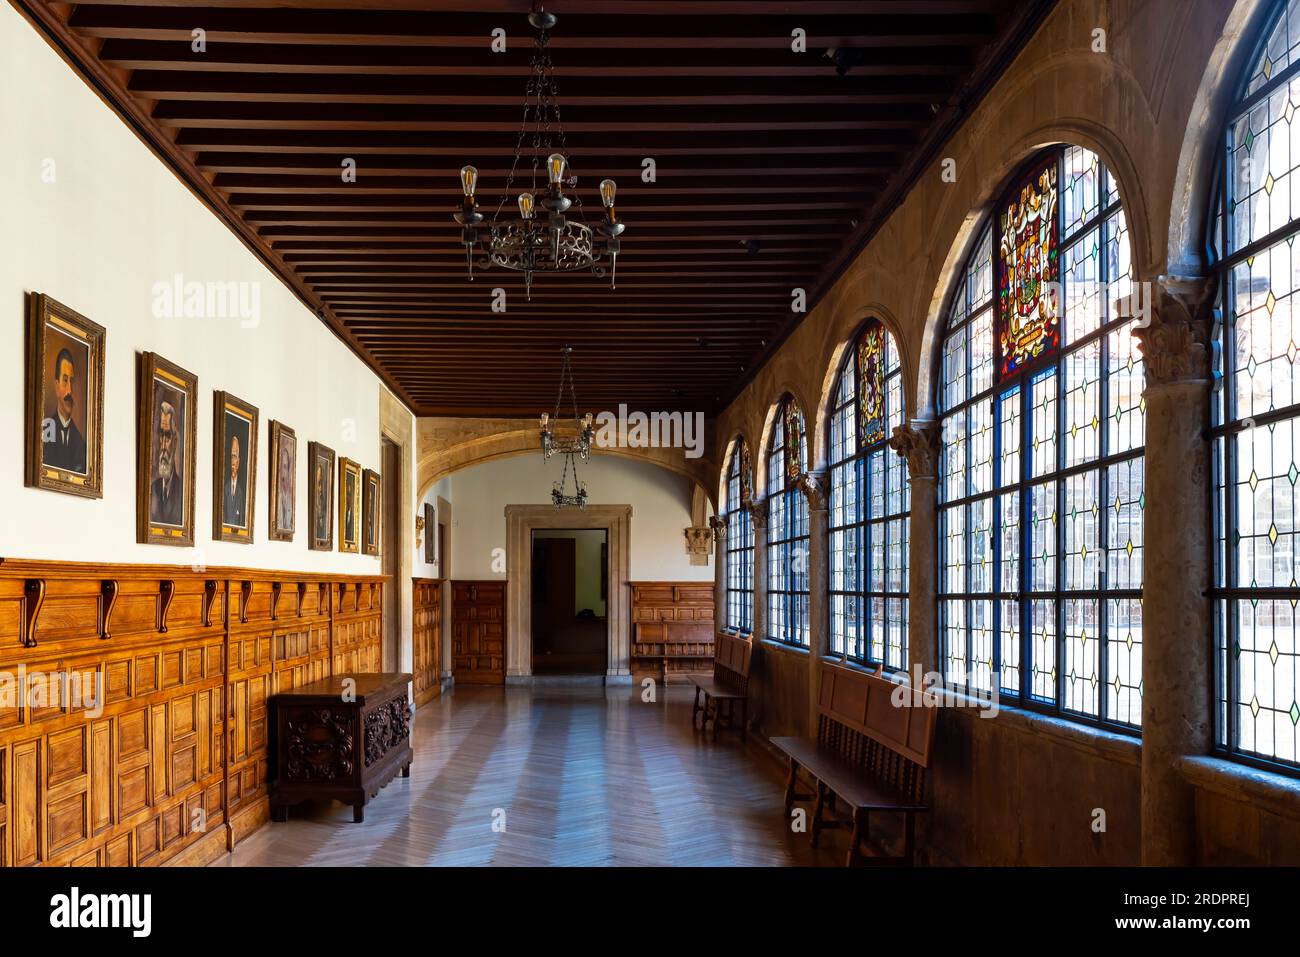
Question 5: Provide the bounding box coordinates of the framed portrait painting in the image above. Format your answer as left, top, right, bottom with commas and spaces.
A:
25, 293, 105, 498
339, 457, 362, 553
362, 468, 380, 557
269, 421, 296, 542
307, 441, 335, 551
423, 502, 436, 564
137, 352, 198, 546
213, 391, 258, 543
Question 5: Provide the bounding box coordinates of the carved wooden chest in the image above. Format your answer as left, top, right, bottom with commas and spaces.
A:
269, 673, 413, 823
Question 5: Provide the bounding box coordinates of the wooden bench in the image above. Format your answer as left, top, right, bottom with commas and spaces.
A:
688, 631, 752, 739
772, 662, 937, 866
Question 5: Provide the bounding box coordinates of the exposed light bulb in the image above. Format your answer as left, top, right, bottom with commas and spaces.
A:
517, 192, 535, 219
599, 179, 617, 208
547, 153, 567, 185
459, 165, 478, 197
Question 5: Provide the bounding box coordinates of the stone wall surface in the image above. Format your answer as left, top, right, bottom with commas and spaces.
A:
710, 0, 1300, 866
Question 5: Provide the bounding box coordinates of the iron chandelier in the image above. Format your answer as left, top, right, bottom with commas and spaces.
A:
453, 5, 626, 300
542, 346, 593, 508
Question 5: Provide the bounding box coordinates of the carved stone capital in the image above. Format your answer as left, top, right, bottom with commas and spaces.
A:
684, 526, 713, 564
708, 513, 727, 542
888, 422, 941, 480
746, 499, 769, 529
1130, 275, 1216, 387
796, 469, 829, 512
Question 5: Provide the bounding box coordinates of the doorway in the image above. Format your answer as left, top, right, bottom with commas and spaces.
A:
531, 529, 608, 675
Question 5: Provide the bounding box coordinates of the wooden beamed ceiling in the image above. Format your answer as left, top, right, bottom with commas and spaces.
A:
19, 0, 1055, 416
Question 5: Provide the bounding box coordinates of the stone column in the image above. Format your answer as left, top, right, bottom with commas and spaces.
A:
799, 470, 830, 734
709, 514, 727, 633
748, 500, 769, 642
1134, 276, 1214, 866
889, 421, 942, 676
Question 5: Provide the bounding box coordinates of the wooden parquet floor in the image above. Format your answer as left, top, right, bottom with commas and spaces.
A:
216, 684, 845, 866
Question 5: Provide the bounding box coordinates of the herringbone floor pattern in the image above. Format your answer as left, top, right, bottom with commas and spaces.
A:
216, 684, 843, 866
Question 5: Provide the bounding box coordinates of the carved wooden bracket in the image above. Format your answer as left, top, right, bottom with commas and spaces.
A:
99, 579, 119, 639
319, 581, 329, 615
297, 581, 308, 617
270, 581, 283, 621
202, 580, 219, 628
21, 578, 45, 648
239, 580, 253, 623
159, 580, 176, 633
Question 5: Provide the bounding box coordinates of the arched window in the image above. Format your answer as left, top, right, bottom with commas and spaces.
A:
766, 397, 810, 646
938, 145, 1143, 728
828, 321, 909, 667
724, 437, 754, 633
1212, 0, 1300, 771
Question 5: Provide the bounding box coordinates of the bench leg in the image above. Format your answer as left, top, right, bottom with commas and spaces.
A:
740, 698, 748, 739
810, 781, 827, 848
846, 808, 867, 867
712, 698, 722, 740
783, 758, 799, 815
691, 686, 702, 726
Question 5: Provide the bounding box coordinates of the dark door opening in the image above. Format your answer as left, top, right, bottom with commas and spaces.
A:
531, 529, 607, 675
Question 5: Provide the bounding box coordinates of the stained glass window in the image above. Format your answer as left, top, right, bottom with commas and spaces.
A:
829, 321, 909, 667
938, 145, 1144, 728
1212, 0, 1300, 772
724, 438, 753, 633
998, 158, 1061, 379
768, 397, 810, 647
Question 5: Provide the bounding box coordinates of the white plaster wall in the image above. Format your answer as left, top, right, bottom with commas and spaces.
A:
414, 476, 451, 579
0, 4, 394, 572
447, 454, 712, 583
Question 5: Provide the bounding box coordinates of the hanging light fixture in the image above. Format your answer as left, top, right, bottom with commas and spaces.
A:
453, 3, 626, 299
540, 345, 593, 461
541, 345, 593, 508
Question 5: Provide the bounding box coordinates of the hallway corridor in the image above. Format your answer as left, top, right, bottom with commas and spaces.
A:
218, 686, 837, 867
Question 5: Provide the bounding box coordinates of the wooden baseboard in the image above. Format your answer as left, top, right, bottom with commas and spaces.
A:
164, 825, 229, 868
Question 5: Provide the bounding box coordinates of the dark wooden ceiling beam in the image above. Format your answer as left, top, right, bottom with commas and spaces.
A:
67, 7, 998, 47
173, 128, 918, 153
98, 38, 974, 76
128, 71, 954, 104
20, 0, 1051, 417
150, 102, 931, 130
68, 2, 1004, 14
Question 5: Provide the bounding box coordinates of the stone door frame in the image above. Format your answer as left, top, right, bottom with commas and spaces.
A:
504, 504, 633, 683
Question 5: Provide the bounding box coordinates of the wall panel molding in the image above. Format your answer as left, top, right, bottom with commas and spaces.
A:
0, 557, 385, 867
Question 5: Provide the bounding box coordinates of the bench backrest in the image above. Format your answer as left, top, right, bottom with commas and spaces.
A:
713, 632, 752, 692
816, 662, 938, 802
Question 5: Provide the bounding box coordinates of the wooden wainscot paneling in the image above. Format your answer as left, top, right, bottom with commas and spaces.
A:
0, 558, 385, 868
412, 578, 442, 706
628, 582, 716, 684
451, 581, 504, 684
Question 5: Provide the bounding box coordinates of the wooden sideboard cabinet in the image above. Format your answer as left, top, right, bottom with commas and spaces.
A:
269, 673, 413, 823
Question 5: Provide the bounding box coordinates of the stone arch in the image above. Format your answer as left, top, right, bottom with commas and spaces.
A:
915, 122, 1154, 420
755, 386, 815, 500
1166, 0, 1272, 278
811, 308, 911, 473
416, 421, 719, 511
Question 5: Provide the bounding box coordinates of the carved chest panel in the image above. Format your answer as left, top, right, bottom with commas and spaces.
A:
269, 673, 412, 823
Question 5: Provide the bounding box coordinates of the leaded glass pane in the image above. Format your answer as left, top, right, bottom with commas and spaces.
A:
998, 157, 1061, 378
1064, 597, 1100, 717
938, 146, 1141, 728
829, 322, 909, 666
